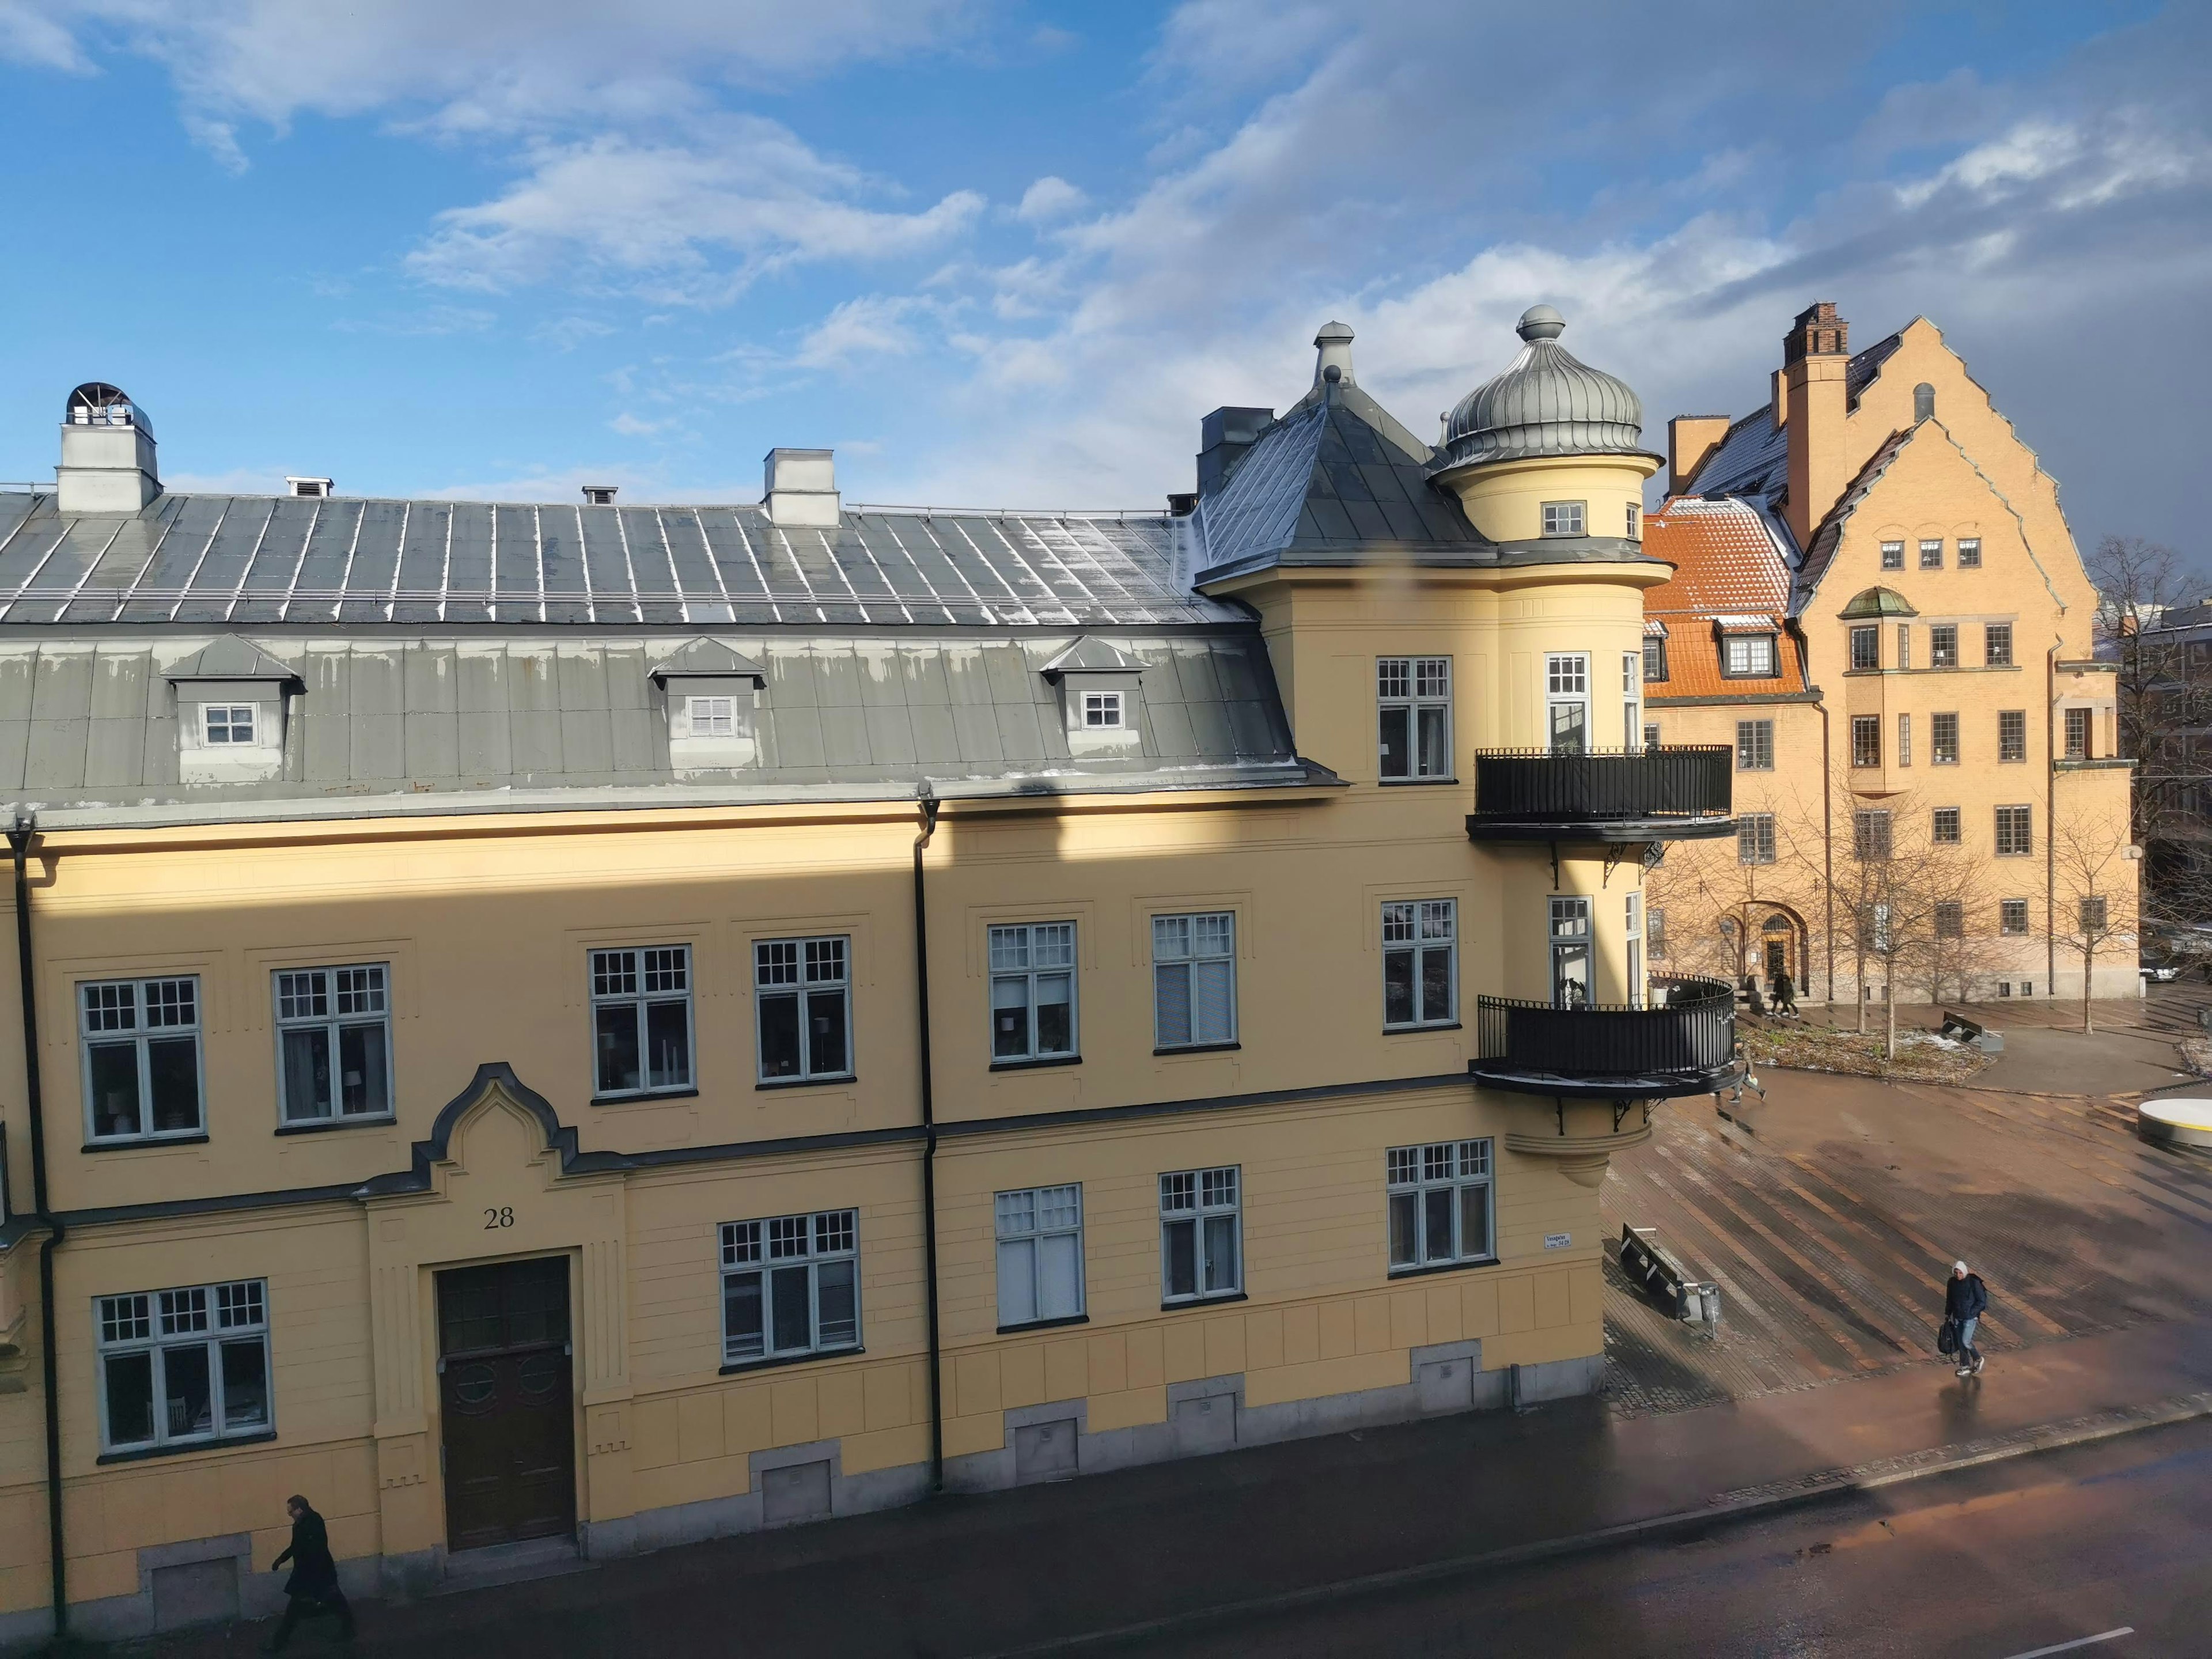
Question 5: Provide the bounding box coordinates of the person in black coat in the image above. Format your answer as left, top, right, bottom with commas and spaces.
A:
266, 1495, 354, 1650
1944, 1261, 1989, 1377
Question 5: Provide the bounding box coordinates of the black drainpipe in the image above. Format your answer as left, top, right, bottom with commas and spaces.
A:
911, 785, 945, 1493
10, 817, 66, 1636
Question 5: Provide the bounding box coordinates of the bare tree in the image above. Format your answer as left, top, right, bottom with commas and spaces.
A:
1645, 783, 1823, 997
2052, 806, 2134, 1033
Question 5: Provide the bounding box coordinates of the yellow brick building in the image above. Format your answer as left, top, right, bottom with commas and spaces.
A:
1644, 302, 2135, 1005
0, 322, 1737, 1641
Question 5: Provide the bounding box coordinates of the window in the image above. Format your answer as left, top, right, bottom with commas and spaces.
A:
2064, 707, 2092, 760
1622, 653, 1642, 751
1897, 624, 1911, 671
1736, 719, 1773, 771
1540, 501, 1585, 536
1642, 638, 1668, 683
1986, 624, 2013, 668
1549, 897, 1591, 1008
1936, 902, 1963, 939
1996, 805, 2033, 856
1851, 715, 1881, 769
1378, 657, 1451, 781
989, 923, 1076, 1063
1626, 892, 1643, 1008
96, 1279, 270, 1453
1881, 540, 1905, 570
203, 706, 255, 745
1387, 1141, 1495, 1272
1723, 634, 1777, 677
589, 946, 692, 1098
1933, 806, 1961, 844
1919, 539, 1944, 570
1382, 900, 1457, 1029
2001, 899, 2029, 936
2080, 896, 2109, 933
1853, 809, 1892, 861
1897, 713, 1912, 767
274, 965, 391, 1124
1931, 625, 1958, 669
721, 1210, 859, 1365
1153, 912, 1236, 1049
1914, 382, 1936, 422
687, 695, 738, 738
1958, 539, 1982, 569
1626, 502, 1640, 539
1160, 1168, 1240, 1304
1546, 654, 1589, 755
81, 977, 202, 1143
996, 1185, 1082, 1327
1850, 626, 1880, 671
1737, 813, 1777, 865
1858, 903, 1891, 954
1932, 711, 1959, 764
1646, 907, 1667, 960
1082, 691, 1124, 730
755, 937, 851, 1082
1643, 722, 1661, 750
1998, 710, 2027, 763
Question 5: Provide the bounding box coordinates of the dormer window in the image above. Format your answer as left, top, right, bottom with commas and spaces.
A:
687, 696, 738, 738
1041, 637, 1146, 756
1723, 635, 1776, 677
204, 705, 257, 745
165, 635, 301, 784
1540, 501, 1585, 536
650, 638, 770, 774
1082, 691, 1124, 730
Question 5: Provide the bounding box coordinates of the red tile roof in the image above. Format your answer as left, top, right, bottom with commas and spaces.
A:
1644, 497, 1807, 700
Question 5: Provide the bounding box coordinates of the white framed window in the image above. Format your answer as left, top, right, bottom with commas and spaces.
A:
996, 1185, 1084, 1327
203, 705, 256, 745
1546, 653, 1589, 755
1642, 637, 1668, 683
1625, 501, 1640, 539
755, 937, 851, 1082
1850, 626, 1880, 671
589, 946, 693, 1098
1622, 652, 1642, 750
687, 695, 738, 738
81, 977, 202, 1143
1382, 900, 1457, 1030
1153, 912, 1236, 1050
1160, 1167, 1241, 1304
1540, 501, 1585, 536
1387, 1141, 1495, 1272
1897, 713, 1912, 767
1626, 892, 1643, 1007
96, 1279, 270, 1453
989, 922, 1076, 1062
1643, 721, 1661, 749
1081, 691, 1125, 730
1549, 896, 1591, 1008
1723, 635, 1776, 677
721, 1210, 859, 1365
275, 964, 391, 1124
1378, 657, 1451, 780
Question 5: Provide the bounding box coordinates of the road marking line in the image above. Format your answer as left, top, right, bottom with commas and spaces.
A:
1998, 1629, 2133, 1659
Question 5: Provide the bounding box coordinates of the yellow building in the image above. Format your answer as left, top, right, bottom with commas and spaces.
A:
1645, 302, 2135, 1005
0, 322, 1737, 1642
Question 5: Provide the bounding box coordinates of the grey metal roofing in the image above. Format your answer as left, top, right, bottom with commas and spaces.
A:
0, 630, 1315, 825
0, 491, 1242, 630
1685, 326, 1908, 525
1434, 307, 1650, 471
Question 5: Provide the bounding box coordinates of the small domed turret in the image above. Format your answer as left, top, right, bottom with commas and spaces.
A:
1433, 307, 1645, 471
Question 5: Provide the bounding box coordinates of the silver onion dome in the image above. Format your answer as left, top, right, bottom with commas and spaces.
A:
1433, 305, 1646, 470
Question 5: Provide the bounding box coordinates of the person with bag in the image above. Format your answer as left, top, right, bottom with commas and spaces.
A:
264, 1494, 354, 1650
1941, 1260, 1988, 1378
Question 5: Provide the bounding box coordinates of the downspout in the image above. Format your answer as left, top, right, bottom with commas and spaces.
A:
911, 784, 945, 1493
1817, 702, 1835, 1004
9, 817, 65, 1637
2046, 645, 2059, 997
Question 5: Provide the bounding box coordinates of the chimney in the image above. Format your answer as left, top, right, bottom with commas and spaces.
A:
1312, 321, 1355, 387
1667, 416, 1732, 496
763, 448, 839, 528
56, 382, 160, 514
581, 484, 618, 505
287, 477, 332, 498
1781, 301, 1850, 550
1196, 406, 1273, 495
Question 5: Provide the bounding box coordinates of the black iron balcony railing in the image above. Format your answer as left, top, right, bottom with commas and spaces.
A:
1469, 975, 1737, 1097
1465, 745, 1733, 842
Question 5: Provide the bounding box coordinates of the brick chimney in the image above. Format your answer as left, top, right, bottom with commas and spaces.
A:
1781, 302, 1850, 550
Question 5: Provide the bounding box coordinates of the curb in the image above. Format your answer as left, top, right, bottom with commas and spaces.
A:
976, 1389, 2212, 1657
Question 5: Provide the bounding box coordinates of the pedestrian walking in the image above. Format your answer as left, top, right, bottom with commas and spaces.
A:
1942, 1260, 1988, 1378
1771, 968, 1797, 1016
265, 1494, 353, 1650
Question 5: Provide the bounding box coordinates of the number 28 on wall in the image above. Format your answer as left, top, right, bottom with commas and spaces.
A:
484, 1206, 514, 1230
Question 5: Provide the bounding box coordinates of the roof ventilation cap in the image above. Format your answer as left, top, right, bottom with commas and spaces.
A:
582, 484, 618, 505
287, 477, 332, 498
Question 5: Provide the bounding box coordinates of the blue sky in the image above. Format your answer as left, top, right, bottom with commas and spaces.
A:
2, 1, 2207, 555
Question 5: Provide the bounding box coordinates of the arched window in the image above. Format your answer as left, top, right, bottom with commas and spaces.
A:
1914, 382, 1935, 423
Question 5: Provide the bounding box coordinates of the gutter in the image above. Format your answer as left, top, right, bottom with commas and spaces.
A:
912, 784, 945, 1493
8, 817, 66, 1638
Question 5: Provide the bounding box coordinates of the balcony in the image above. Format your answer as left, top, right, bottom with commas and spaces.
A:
1465, 745, 1734, 842
1469, 976, 1737, 1100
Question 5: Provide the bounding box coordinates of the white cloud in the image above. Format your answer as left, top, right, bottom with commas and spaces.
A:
793, 294, 937, 369
0, 0, 89, 71
1016, 176, 1087, 224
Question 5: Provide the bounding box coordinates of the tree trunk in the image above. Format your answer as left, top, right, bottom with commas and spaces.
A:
1885, 977, 1897, 1059
2083, 944, 2095, 1034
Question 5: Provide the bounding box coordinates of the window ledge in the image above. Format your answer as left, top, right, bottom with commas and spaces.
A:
719, 1344, 863, 1377
590, 1088, 702, 1107
1161, 1291, 1249, 1312
82, 1133, 210, 1153
997, 1313, 1090, 1336
753, 1075, 856, 1093
1383, 1022, 1463, 1035
98, 1429, 275, 1466
1376, 777, 1461, 787
990, 1054, 1082, 1073
1154, 1042, 1241, 1058
1387, 1257, 1501, 1282
274, 1115, 396, 1137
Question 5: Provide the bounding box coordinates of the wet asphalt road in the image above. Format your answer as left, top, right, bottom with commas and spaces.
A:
1130, 1414, 2212, 1659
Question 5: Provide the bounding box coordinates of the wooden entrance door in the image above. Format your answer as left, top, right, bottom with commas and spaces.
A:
1764, 939, 1789, 982
437, 1256, 575, 1552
